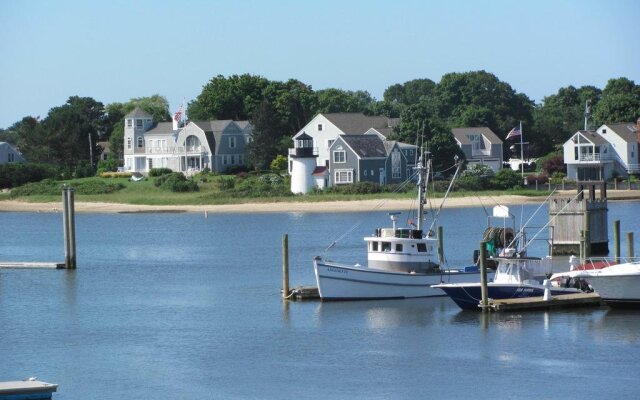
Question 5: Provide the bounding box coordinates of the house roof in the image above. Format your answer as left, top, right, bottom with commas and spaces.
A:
575, 130, 608, 145
451, 127, 502, 144
145, 122, 176, 135
125, 107, 152, 118
341, 135, 387, 158
312, 166, 328, 176
297, 132, 312, 140
324, 113, 396, 135
603, 122, 638, 143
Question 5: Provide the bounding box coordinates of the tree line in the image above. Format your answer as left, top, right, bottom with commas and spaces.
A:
1, 71, 639, 178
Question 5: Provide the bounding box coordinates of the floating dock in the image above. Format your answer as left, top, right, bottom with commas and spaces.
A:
0, 262, 64, 269
0, 380, 58, 399
488, 292, 602, 312
283, 286, 320, 300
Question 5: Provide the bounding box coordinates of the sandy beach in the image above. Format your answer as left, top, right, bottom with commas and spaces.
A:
1, 190, 638, 214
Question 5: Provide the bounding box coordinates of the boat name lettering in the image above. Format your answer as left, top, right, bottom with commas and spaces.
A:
327, 267, 348, 274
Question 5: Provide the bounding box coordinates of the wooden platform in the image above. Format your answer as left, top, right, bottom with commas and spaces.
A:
0, 380, 58, 399
0, 262, 64, 269
489, 292, 602, 312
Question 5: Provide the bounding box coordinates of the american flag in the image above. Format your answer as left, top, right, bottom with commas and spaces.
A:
506, 126, 521, 140
174, 106, 183, 122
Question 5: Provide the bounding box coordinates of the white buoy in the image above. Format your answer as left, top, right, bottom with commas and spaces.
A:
543, 279, 552, 301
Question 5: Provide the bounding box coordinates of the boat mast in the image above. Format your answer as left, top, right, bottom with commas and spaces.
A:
416, 150, 430, 231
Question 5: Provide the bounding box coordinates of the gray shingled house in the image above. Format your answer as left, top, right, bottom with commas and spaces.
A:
451, 127, 503, 172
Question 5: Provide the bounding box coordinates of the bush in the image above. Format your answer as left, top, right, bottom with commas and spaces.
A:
540, 154, 565, 175
154, 172, 199, 192
216, 176, 235, 190
10, 178, 125, 197
550, 171, 566, 184
100, 172, 133, 178
96, 159, 121, 173
490, 168, 523, 190
526, 174, 549, 185
0, 163, 60, 189
270, 155, 288, 172
455, 175, 489, 191
148, 168, 173, 177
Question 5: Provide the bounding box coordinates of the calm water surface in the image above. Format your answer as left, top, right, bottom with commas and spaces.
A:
1, 201, 639, 399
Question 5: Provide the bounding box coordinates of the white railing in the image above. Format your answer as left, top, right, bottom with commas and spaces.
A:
143, 146, 203, 155
471, 149, 491, 157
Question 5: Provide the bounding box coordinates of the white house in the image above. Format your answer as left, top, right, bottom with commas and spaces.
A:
564, 120, 640, 181
123, 107, 252, 174
0, 142, 25, 164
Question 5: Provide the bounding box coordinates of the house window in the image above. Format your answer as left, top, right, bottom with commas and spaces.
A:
148, 158, 153, 169
223, 155, 228, 165
392, 150, 401, 178
334, 169, 353, 184
229, 136, 236, 148
137, 137, 143, 148
231, 155, 236, 164
327, 139, 335, 148
136, 119, 143, 128
127, 137, 132, 150
333, 150, 346, 163
602, 129, 607, 134
127, 119, 133, 128
371, 170, 374, 176
574, 147, 578, 161
8, 153, 14, 162
364, 170, 367, 177
317, 123, 323, 131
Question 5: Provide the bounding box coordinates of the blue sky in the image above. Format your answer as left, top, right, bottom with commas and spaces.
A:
1, 0, 638, 129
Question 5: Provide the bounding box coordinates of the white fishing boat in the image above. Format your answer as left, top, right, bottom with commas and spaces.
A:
572, 258, 640, 307
314, 152, 491, 301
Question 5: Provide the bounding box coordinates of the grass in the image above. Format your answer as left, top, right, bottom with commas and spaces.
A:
0, 174, 553, 206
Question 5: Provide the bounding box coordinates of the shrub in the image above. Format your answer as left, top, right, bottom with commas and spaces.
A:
216, 176, 235, 190
96, 159, 121, 173
0, 163, 60, 189
491, 168, 523, 190
10, 178, 125, 197
148, 168, 173, 177
270, 155, 288, 172
154, 172, 198, 192
100, 172, 133, 178
550, 171, 566, 184
541, 154, 565, 175
455, 175, 489, 191
526, 174, 549, 185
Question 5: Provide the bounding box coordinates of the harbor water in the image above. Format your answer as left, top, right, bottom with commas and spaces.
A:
1, 201, 639, 399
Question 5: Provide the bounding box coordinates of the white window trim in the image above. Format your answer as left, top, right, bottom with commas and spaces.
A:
334, 169, 353, 184
333, 150, 346, 163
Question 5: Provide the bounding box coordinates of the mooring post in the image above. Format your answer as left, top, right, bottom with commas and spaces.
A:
613, 220, 620, 263
282, 234, 290, 299
437, 226, 444, 266
63, 187, 77, 269
583, 210, 591, 259
579, 230, 585, 264
627, 232, 635, 259
479, 241, 488, 311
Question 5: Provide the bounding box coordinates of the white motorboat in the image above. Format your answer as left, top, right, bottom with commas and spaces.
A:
313, 152, 491, 301
572, 259, 640, 307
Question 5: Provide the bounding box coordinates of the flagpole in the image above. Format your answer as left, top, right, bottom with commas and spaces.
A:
519, 121, 524, 178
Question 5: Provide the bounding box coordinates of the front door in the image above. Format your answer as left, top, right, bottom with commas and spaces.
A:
379, 168, 385, 185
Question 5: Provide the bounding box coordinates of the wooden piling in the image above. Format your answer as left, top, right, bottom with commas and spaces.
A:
627, 232, 635, 258
583, 211, 590, 259
479, 241, 488, 311
437, 226, 444, 266
613, 220, 620, 263
62, 187, 77, 269
282, 234, 290, 299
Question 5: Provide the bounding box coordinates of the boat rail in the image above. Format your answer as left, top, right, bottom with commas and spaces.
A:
579, 257, 640, 269
374, 228, 423, 239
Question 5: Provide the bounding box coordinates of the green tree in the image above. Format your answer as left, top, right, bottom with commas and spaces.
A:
188, 74, 269, 121
316, 88, 375, 113
592, 78, 640, 125
383, 78, 436, 105
247, 100, 284, 169
263, 79, 318, 134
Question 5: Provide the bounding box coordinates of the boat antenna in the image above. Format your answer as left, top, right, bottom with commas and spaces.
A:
428, 155, 463, 233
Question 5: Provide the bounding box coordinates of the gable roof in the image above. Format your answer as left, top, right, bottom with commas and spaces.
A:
324, 113, 396, 135
573, 130, 608, 145
451, 127, 502, 145
145, 122, 176, 135
340, 135, 387, 158
603, 122, 638, 143
125, 107, 152, 118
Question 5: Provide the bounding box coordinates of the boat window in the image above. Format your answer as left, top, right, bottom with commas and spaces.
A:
396, 244, 403, 252
417, 243, 427, 252
371, 241, 379, 251
382, 242, 391, 252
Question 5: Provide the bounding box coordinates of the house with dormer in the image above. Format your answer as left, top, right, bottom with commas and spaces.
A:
564, 120, 640, 181
123, 107, 252, 174
451, 127, 503, 172
0, 142, 25, 164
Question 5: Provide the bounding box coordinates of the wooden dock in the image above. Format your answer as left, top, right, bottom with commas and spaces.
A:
0, 380, 58, 399
0, 262, 64, 269
489, 292, 602, 312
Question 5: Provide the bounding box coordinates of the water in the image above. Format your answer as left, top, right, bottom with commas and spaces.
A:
1, 201, 639, 399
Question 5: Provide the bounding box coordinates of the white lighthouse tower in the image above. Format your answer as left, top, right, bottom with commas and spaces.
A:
289, 133, 319, 194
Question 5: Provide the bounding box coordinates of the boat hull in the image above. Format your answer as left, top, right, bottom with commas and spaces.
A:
581, 273, 640, 308
314, 259, 490, 300
434, 283, 581, 310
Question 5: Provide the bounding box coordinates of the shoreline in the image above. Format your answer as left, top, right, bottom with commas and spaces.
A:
1, 190, 639, 214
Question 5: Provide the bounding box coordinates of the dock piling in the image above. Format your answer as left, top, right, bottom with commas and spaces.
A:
479, 241, 488, 311
437, 226, 444, 266
62, 187, 77, 269
282, 234, 290, 299
613, 220, 620, 263
627, 232, 635, 258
